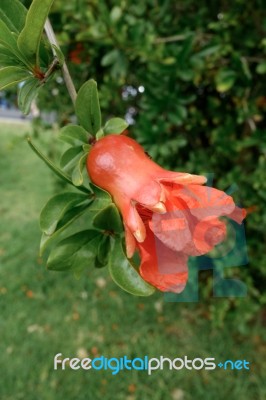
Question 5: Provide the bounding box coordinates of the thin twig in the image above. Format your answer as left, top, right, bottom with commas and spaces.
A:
42, 57, 60, 83
154, 33, 191, 44
44, 19, 77, 105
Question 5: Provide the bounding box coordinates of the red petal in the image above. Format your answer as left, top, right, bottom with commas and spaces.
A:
172, 185, 236, 219
184, 217, 227, 255
138, 226, 188, 293
115, 197, 146, 242
227, 206, 247, 224
157, 171, 207, 185
124, 224, 136, 258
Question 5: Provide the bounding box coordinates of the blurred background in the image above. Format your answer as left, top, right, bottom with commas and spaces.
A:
0, 0, 265, 399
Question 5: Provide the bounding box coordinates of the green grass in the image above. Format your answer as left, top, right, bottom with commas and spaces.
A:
0, 124, 265, 400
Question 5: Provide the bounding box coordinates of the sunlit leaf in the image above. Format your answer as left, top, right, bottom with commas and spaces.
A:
103, 117, 129, 135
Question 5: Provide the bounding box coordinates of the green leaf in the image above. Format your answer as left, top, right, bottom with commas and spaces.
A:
40, 204, 90, 255
96, 235, 111, 267
59, 125, 89, 146
215, 69, 236, 93
47, 230, 101, 271
95, 128, 104, 140
0, 66, 31, 91
27, 138, 91, 194
88, 184, 111, 212
71, 153, 88, 186
0, 25, 30, 68
109, 240, 155, 296
40, 192, 89, 235
75, 79, 101, 135
17, 0, 54, 65
93, 203, 123, 233
0, 19, 20, 52
256, 61, 266, 75
101, 49, 120, 67
83, 144, 92, 152
103, 117, 129, 135
176, 105, 187, 120
194, 45, 221, 58
18, 77, 40, 115
60, 146, 83, 171
110, 6, 122, 23
0, 46, 20, 67
0, 0, 27, 33
51, 44, 65, 66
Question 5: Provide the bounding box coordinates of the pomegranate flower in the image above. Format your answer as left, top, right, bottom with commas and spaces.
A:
87, 135, 246, 293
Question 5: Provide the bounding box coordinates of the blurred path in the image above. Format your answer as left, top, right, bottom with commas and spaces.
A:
0, 108, 32, 123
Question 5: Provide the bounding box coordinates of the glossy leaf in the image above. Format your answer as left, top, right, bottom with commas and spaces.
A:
40, 204, 90, 255
0, 66, 31, 91
17, 0, 54, 65
40, 192, 89, 235
88, 184, 112, 212
27, 138, 91, 194
103, 117, 129, 135
71, 153, 88, 186
96, 235, 111, 266
18, 77, 40, 115
0, 0, 27, 33
59, 125, 89, 146
60, 146, 83, 172
93, 203, 123, 233
75, 79, 101, 135
47, 230, 101, 271
109, 240, 155, 296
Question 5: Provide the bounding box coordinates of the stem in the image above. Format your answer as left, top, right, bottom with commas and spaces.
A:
44, 19, 77, 105
42, 57, 60, 83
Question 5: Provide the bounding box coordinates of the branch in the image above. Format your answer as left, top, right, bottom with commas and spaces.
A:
44, 19, 77, 105
154, 33, 191, 44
